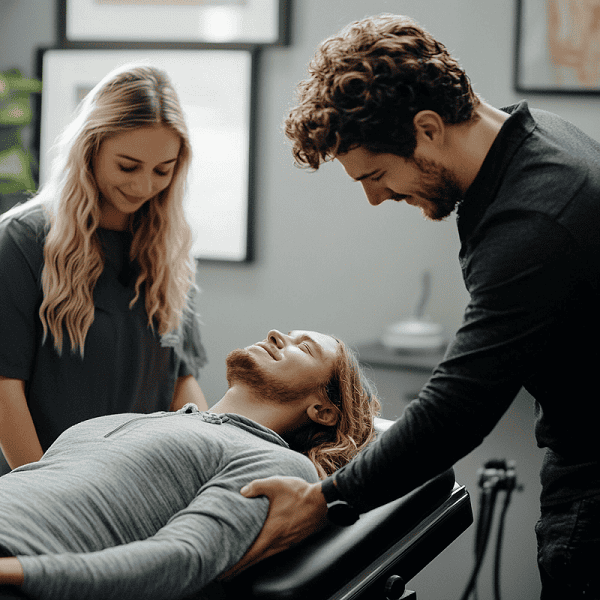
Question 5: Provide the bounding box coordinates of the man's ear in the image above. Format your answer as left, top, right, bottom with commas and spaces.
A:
307, 400, 339, 427
413, 110, 445, 144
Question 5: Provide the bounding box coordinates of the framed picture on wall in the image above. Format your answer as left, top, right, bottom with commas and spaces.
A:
58, 0, 291, 47
515, 0, 600, 94
37, 47, 257, 262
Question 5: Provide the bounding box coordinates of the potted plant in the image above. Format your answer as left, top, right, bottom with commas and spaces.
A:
0, 68, 43, 214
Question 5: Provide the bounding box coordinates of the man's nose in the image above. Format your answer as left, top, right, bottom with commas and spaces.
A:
267, 330, 286, 347
362, 181, 388, 206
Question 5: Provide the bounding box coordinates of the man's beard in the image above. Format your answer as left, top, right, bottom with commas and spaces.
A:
225, 348, 315, 403
410, 155, 464, 221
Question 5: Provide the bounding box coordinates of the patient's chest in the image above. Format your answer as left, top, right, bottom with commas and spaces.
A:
0, 412, 260, 555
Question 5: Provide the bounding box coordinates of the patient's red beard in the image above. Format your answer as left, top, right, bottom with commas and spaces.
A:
225, 349, 315, 403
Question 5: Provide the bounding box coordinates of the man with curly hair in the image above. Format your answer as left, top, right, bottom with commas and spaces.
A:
0, 329, 380, 600
231, 14, 600, 600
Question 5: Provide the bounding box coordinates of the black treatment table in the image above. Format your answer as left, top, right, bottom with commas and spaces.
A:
0, 419, 472, 600
222, 466, 472, 600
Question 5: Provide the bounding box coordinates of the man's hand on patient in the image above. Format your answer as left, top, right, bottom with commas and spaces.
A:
219, 476, 327, 580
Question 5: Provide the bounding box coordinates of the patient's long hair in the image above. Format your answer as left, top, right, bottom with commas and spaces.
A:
285, 341, 381, 479
34, 64, 194, 356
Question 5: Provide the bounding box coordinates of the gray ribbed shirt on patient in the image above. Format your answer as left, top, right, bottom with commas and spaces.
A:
0, 404, 319, 600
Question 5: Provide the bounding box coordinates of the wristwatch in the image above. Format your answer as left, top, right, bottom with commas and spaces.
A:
321, 477, 359, 526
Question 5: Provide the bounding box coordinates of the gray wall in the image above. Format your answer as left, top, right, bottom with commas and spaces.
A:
3, 0, 600, 598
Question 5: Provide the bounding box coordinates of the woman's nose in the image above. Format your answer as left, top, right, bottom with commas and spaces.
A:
129, 173, 153, 196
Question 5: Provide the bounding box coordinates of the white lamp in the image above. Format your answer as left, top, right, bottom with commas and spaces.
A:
381, 272, 445, 351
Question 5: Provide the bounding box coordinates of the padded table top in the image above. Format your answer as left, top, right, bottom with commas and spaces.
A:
223, 469, 472, 600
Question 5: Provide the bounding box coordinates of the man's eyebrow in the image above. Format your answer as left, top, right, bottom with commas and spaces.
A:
352, 169, 380, 182
116, 154, 178, 165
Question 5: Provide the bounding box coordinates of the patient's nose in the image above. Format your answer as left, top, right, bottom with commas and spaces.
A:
267, 330, 285, 347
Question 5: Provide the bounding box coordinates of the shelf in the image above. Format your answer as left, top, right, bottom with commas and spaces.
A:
356, 342, 446, 372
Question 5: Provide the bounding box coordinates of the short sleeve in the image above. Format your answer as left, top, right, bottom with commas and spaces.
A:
0, 214, 45, 380
163, 285, 208, 379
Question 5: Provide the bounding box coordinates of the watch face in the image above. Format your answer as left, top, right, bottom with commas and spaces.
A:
327, 500, 359, 526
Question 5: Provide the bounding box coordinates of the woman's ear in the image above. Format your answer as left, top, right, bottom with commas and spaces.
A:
307, 401, 339, 427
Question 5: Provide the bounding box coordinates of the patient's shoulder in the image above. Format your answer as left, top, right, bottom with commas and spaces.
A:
244, 442, 321, 485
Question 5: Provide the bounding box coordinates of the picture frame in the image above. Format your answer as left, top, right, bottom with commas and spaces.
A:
36, 47, 257, 262
515, 0, 600, 94
58, 0, 291, 47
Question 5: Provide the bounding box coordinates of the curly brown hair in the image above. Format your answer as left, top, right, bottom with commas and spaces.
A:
285, 14, 480, 169
284, 340, 381, 479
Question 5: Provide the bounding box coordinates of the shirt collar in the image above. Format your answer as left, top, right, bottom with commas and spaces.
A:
456, 100, 537, 240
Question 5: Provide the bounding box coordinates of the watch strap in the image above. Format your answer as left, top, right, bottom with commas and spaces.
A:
321, 476, 360, 526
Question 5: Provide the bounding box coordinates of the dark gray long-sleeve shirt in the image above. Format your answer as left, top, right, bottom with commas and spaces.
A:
324, 101, 600, 511
0, 405, 319, 600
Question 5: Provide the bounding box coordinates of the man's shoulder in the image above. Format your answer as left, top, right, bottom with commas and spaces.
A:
232, 429, 321, 482
495, 113, 600, 223
265, 443, 321, 482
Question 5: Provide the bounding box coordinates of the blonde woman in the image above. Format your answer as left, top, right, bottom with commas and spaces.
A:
0, 64, 208, 475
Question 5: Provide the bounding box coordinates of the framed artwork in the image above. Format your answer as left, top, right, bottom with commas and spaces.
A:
515, 0, 600, 94
37, 47, 257, 262
58, 0, 291, 47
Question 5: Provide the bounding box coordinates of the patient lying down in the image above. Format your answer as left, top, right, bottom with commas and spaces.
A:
0, 329, 380, 600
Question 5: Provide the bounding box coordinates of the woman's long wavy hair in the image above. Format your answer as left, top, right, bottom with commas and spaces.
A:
36, 64, 195, 356
285, 340, 381, 479
284, 13, 481, 169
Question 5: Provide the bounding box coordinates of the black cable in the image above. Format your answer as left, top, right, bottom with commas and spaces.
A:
493, 468, 516, 600
460, 459, 520, 600
473, 490, 495, 600
459, 486, 499, 600
493, 492, 511, 600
